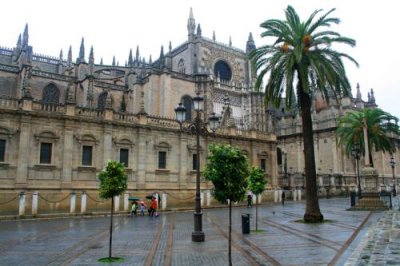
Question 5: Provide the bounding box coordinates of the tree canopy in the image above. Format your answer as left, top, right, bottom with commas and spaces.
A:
99, 160, 128, 199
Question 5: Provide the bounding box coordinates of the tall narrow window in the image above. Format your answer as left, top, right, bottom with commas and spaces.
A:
40, 142, 52, 164
82, 145, 93, 166
42, 84, 60, 105
158, 151, 167, 169
120, 148, 129, 167
182, 96, 192, 121
192, 153, 198, 170
0, 139, 5, 162
260, 158, 266, 172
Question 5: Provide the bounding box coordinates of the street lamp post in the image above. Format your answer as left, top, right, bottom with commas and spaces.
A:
174, 93, 219, 242
390, 156, 396, 197
352, 144, 362, 199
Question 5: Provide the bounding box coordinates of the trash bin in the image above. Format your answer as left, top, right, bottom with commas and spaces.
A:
241, 213, 250, 234
350, 191, 356, 207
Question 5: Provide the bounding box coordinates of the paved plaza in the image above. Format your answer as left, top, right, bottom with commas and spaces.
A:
0, 198, 396, 265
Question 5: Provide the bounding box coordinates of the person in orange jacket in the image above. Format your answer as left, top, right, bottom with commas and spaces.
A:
149, 197, 158, 216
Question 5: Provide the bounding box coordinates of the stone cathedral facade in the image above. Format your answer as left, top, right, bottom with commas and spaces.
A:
0, 9, 398, 213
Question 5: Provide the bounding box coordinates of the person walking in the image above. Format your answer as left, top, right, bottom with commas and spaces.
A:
139, 201, 146, 216
247, 194, 252, 208
282, 190, 285, 206
131, 201, 138, 216
149, 197, 158, 216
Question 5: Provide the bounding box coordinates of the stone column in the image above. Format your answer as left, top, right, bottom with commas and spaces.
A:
103, 125, 113, 167
124, 193, 129, 211
16, 117, 31, 186
70, 191, 76, 213
114, 195, 120, 212
137, 128, 148, 188
298, 189, 302, 200
19, 192, 25, 216
81, 191, 87, 214
293, 189, 297, 201
61, 126, 74, 187
179, 135, 188, 189
32, 192, 38, 216
162, 192, 167, 210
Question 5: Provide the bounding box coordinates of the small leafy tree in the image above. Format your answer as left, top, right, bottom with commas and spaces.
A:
98, 160, 127, 260
248, 167, 267, 231
204, 144, 250, 266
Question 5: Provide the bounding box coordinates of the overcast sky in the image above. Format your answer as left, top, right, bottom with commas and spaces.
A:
1, 0, 399, 119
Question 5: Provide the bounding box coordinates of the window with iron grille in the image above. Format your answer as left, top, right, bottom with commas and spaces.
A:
192, 153, 198, 170
260, 158, 266, 172
82, 145, 93, 166
158, 151, 167, 169
0, 139, 5, 162
120, 148, 129, 167
40, 142, 52, 164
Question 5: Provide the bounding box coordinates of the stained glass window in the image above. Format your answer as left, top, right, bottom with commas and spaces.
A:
98, 92, 107, 110
42, 84, 60, 105
178, 59, 185, 74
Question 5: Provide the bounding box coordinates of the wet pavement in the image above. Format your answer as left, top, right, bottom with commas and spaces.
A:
0, 198, 391, 265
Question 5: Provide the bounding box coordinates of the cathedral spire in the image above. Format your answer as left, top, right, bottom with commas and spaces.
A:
128, 49, 133, 66
169, 41, 172, 53
370, 88, 375, 103
112, 56, 116, 66
229, 36, 232, 46
213, 30, 216, 41
16, 34, 22, 50
59, 49, 63, 63
246, 32, 256, 53
187, 7, 196, 36
196, 24, 202, 36
67, 46, 72, 66
89, 46, 94, 65
135, 45, 140, 63
78, 37, 85, 64
22, 23, 29, 48
100, 58, 103, 65
356, 82, 362, 100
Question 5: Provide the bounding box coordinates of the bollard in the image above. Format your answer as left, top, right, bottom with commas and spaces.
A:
274, 190, 278, 203
70, 191, 76, 213
350, 191, 356, 207
206, 190, 211, 207
32, 192, 38, 216
81, 191, 87, 214
241, 214, 250, 234
298, 189, 302, 200
293, 190, 297, 201
200, 191, 204, 206
162, 192, 167, 210
114, 195, 120, 212
123, 193, 129, 211
19, 192, 25, 216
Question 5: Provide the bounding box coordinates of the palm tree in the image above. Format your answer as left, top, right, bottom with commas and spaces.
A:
337, 108, 399, 162
250, 5, 358, 222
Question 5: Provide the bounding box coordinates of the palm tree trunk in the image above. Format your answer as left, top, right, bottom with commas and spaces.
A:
228, 200, 232, 266
298, 85, 324, 223
109, 196, 114, 258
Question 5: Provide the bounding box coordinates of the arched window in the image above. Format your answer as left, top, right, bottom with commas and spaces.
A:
214, 60, 232, 82
178, 59, 185, 74
98, 92, 108, 110
182, 96, 192, 121
42, 84, 60, 105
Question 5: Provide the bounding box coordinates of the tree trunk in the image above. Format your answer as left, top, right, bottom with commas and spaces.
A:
109, 196, 114, 258
228, 200, 232, 266
255, 195, 258, 231
298, 85, 324, 223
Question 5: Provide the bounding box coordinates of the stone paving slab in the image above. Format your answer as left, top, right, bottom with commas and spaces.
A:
0, 198, 389, 265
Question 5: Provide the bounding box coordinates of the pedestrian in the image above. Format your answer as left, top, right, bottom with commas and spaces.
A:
131, 201, 138, 216
139, 201, 146, 216
247, 194, 252, 208
282, 190, 285, 206
149, 197, 158, 216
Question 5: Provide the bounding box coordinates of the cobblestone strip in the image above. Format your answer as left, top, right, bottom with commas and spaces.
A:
163, 213, 175, 266
328, 211, 372, 266
263, 219, 341, 251
208, 216, 279, 265
345, 211, 400, 265
144, 217, 164, 266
